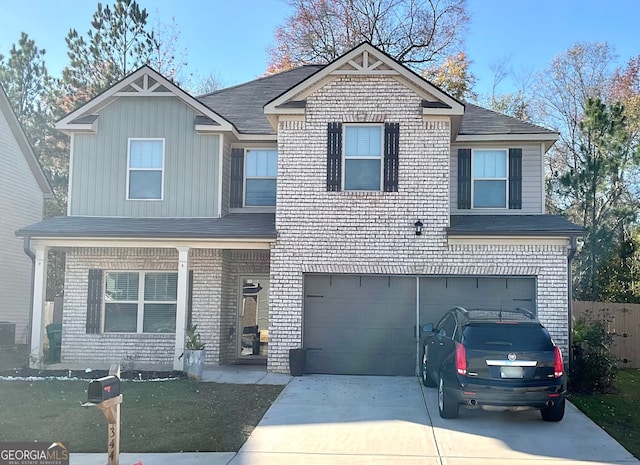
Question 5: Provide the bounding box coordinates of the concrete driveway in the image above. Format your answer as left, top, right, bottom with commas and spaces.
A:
230, 375, 638, 465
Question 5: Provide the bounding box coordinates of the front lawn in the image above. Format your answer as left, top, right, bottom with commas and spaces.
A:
570, 369, 640, 459
0, 378, 282, 452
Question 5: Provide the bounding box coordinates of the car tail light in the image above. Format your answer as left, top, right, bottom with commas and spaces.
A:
554, 346, 563, 378
455, 342, 467, 375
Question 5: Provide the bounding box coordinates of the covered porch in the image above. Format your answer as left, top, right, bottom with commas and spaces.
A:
16, 214, 275, 371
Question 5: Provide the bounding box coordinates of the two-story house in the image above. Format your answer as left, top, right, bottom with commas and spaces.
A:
18, 43, 583, 374
1, 83, 53, 346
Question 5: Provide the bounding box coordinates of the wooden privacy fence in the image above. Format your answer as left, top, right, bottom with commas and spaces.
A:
573, 301, 639, 369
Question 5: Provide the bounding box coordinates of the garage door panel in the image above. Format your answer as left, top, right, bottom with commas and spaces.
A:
419, 277, 536, 326
304, 275, 415, 376
307, 349, 392, 375
304, 275, 536, 376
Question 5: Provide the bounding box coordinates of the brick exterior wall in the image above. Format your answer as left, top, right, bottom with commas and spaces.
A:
269, 75, 570, 373
60, 247, 249, 369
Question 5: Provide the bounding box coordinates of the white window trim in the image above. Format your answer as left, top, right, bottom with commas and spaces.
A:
243, 147, 278, 208
471, 148, 508, 209
102, 270, 178, 334
342, 123, 384, 191
126, 138, 165, 201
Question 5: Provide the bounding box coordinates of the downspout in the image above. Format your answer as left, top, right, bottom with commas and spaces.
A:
567, 235, 578, 369
23, 235, 36, 346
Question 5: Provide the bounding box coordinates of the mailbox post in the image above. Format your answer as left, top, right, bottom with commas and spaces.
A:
83, 364, 122, 465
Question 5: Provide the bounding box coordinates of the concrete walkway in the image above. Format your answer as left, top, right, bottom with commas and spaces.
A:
72, 370, 639, 465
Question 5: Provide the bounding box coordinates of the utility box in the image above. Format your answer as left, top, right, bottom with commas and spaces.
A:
0, 322, 16, 346
87, 376, 121, 404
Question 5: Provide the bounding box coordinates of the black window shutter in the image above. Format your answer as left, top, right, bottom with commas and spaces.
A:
86, 269, 103, 334
327, 122, 342, 191
457, 149, 472, 209
509, 148, 523, 209
230, 148, 244, 208
383, 123, 400, 192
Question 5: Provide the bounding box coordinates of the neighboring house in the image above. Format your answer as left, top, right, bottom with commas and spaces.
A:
18, 43, 583, 374
0, 83, 53, 345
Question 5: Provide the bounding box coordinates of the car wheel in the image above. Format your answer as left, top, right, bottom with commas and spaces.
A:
421, 351, 436, 387
438, 375, 459, 419
541, 397, 565, 422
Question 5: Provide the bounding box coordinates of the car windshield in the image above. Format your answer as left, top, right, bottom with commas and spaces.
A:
463, 324, 553, 351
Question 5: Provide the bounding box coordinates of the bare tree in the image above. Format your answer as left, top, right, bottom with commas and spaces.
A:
267, 0, 469, 73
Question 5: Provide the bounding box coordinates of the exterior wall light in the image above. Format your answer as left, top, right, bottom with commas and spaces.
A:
414, 220, 423, 236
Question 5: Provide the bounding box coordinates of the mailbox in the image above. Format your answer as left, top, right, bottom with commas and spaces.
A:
87, 375, 121, 404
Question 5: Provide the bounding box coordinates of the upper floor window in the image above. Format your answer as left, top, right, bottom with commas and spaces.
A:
128, 139, 164, 200
245, 149, 277, 206
344, 125, 383, 190
103, 271, 177, 333
473, 149, 507, 208
457, 148, 522, 210
326, 122, 399, 192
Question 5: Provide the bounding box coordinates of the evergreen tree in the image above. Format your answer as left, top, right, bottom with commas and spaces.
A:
62, 0, 157, 101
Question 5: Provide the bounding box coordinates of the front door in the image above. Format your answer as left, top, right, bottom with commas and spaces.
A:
237, 275, 269, 360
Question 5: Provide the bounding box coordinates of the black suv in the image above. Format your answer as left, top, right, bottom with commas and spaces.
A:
421, 306, 566, 421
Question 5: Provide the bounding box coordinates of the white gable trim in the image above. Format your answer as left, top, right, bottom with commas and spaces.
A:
265, 43, 464, 117
56, 66, 236, 134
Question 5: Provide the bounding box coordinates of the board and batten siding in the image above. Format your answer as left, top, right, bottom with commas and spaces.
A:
70, 97, 221, 217
450, 143, 544, 214
0, 107, 44, 344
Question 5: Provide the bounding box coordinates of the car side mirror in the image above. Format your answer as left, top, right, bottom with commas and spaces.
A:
421, 323, 434, 332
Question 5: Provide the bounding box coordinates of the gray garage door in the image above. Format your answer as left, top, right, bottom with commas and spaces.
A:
419, 276, 536, 325
304, 275, 416, 376
303, 275, 536, 376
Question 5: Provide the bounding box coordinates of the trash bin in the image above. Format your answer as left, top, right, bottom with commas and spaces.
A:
289, 348, 307, 376
46, 323, 62, 362
0, 322, 15, 346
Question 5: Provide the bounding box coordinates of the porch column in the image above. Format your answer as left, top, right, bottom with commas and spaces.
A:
173, 247, 190, 370
30, 245, 48, 368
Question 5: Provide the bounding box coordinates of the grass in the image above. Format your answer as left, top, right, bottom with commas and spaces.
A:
0, 345, 29, 370
569, 369, 640, 459
0, 378, 282, 453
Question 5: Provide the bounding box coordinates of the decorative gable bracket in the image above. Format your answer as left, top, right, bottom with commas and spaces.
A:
114, 74, 174, 97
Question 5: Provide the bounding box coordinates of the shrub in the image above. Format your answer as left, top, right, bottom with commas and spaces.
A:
570, 312, 617, 394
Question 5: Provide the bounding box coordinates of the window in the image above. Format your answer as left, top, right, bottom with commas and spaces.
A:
344, 125, 383, 190
103, 271, 177, 333
245, 149, 277, 206
128, 139, 164, 200
472, 149, 507, 208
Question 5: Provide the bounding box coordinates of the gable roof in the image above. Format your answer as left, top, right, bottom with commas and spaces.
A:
263, 42, 465, 128
55, 66, 236, 134
0, 83, 53, 198
52, 44, 558, 146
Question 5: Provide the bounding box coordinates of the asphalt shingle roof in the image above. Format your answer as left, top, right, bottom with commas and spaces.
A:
448, 215, 585, 236
196, 67, 556, 137
459, 103, 558, 136
198, 65, 324, 135
17, 214, 276, 239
